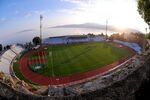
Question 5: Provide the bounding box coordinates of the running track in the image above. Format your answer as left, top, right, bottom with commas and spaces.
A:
19, 44, 135, 86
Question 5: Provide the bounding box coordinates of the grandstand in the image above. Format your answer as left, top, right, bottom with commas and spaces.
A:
43, 35, 106, 44
0, 45, 24, 75
114, 40, 141, 54
43, 35, 141, 54
11, 44, 24, 55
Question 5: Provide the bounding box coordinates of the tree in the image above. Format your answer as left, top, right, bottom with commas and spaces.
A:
32, 37, 41, 46
0, 44, 2, 52
6, 45, 10, 49
147, 33, 150, 39
87, 33, 94, 37
138, 0, 150, 27
100, 33, 104, 36
138, 0, 150, 39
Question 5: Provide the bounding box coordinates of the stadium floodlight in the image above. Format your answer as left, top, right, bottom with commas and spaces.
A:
145, 28, 147, 33
40, 15, 43, 45
106, 19, 108, 37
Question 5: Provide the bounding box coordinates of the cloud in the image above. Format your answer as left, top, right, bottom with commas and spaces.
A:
24, 10, 50, 18
59, 7, 86, 15
58, 1, 89, 16
50, 23, 106, 29
7, 3, 17, 8
60, 0, 96, 7
34, 10, 46, 15
0, 17, 6, 22
50, 23, 140, 33
15, 10, 19, 14
60, 0, 90, 5
24, 12, 32, 18
16, 29, 35, 33
59, 0, 96, 15
24, 11, 44, 18
58, 0, 145, 30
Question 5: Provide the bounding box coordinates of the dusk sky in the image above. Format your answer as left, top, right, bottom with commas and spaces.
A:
0, 0, 149, 45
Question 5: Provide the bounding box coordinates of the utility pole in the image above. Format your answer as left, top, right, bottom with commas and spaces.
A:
106, 20, 108, 38
40, 15, 43, 45
145, 28, 147, 39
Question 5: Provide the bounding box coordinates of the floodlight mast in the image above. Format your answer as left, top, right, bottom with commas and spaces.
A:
106, 20, 108, 36
145, 28, 147, 39
40, 15, 43, 45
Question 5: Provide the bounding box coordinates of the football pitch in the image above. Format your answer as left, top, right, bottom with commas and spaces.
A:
29, 42, 129, 77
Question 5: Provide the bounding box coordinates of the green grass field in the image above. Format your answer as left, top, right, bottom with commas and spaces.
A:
29, 42, 129, 77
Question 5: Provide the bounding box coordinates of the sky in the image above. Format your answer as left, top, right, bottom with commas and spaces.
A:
0, 0, 149, 45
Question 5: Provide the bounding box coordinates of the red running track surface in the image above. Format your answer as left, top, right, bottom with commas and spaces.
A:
19, 45, 135, 86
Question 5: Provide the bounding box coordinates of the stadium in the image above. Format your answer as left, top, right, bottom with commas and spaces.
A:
0, 0, 150, 99
14, 36, 137, 86
1, 33, 150, 100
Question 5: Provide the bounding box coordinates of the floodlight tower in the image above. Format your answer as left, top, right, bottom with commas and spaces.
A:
145, 28, 147, 39
40, 15, 43, 45
106, 20, 108, 37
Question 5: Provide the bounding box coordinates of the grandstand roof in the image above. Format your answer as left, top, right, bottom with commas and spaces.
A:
67, 36, 87, 39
